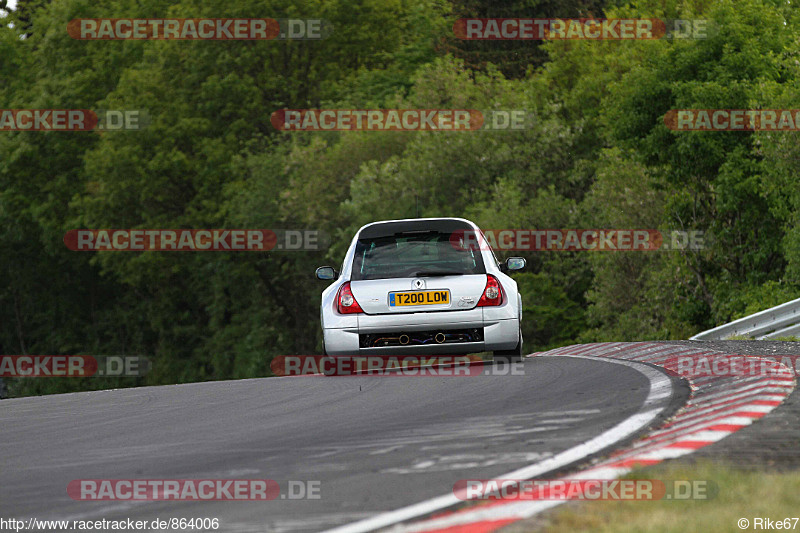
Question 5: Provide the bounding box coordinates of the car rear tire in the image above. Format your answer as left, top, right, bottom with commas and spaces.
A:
493, 326, 523, 364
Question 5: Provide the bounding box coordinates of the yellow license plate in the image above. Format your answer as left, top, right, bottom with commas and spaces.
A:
389, 290, 450, 306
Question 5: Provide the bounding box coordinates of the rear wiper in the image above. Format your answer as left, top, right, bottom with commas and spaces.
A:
412, 271, 465, 277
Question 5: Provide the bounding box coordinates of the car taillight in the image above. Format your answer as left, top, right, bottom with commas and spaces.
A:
477, 275, 503, 307
337, 282, 364, 314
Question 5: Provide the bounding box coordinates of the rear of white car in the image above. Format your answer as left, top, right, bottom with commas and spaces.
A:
316, 218, 525, 361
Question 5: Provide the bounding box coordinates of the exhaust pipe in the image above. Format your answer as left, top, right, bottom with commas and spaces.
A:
399, 334, 410, 345
434, 332, 446, 344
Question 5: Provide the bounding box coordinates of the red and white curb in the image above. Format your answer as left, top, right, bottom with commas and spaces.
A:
372, 342, 796, 533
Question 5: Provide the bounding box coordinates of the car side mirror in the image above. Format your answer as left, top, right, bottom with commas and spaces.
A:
316, 266, 338, 280
501, 257, 526, 272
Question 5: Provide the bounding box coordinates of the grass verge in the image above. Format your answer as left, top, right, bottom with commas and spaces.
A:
532, 461, 800, 533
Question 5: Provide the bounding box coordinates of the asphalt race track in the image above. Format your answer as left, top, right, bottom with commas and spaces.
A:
0, 357, 678, 532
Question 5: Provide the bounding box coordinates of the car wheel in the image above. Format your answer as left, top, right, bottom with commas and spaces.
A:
493, 326, 523, 364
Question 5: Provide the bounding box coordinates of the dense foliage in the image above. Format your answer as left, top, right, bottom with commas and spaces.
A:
1, 0, 799, 396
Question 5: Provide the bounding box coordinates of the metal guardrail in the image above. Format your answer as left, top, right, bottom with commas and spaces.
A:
690, 296, 800, 340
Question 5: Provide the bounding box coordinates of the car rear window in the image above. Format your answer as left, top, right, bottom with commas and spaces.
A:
351, 230, 486, 281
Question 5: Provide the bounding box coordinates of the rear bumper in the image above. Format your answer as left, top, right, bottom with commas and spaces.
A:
323, 308, 519, 355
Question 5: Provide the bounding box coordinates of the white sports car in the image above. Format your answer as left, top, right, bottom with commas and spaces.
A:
315, 218, 526, 362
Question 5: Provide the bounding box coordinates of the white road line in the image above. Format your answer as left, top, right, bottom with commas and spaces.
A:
320, 355, 674, 533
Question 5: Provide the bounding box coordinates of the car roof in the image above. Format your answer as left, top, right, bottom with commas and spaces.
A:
356, 218, 478, 239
